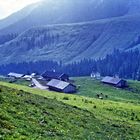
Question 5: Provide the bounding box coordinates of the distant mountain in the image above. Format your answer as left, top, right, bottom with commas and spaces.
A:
1, 0, 140, 34
0, 14, 140, 65
0, 4, 37, 30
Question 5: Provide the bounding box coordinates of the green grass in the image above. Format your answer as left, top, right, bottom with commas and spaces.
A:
74, 77, 140, 104
0, 77, 30, 86
0, 77, 140, 139
0, 86, 103, 140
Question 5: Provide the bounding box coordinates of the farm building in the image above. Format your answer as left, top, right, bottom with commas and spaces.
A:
101, 76, 127, 88
91, 72, 101, 79
42, 71, 69, 81
47, 79, 76, 93
8, 72, 25, 79
23, 75, 32, 81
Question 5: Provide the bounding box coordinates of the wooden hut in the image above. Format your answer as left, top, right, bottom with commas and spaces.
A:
101, 76, 127, 88
8, 72, 24, 79
42, 71, 69, 81
47, 79, 76, 93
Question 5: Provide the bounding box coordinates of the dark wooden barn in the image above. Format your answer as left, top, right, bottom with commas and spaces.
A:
101, 76, 127, 88
41, 71, 69, 81
47, 79, 76, 93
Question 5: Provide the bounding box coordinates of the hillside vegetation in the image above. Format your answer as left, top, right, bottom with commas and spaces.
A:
75, 77, 140, 104
0, 77, 140, 139
1, 14, 140, 65
0, 86, 103, 140
0, 0, 135, 34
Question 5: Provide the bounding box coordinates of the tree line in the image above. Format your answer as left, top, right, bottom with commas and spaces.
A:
0, 49, 140, 80
0, 34, 18, 45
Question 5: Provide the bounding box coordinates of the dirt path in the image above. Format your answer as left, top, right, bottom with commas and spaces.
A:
32, 78, 48, 90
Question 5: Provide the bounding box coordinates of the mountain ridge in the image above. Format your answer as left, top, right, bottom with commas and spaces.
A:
0, 0, 139, 34
1, 0, 140, 65
0, 3, 38, 30
0, 14, 140, 65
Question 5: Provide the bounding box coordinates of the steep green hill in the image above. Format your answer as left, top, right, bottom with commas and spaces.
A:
1, 14, 140, 64
0, 86, 101, 140
0, 78, 140, 139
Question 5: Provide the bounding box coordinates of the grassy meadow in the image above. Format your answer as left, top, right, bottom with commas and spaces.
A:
74, 77, 140, 104
0, 77, 140, 139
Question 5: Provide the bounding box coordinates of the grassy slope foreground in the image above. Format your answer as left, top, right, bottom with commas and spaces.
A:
0, 86, 112, 140
0, 78, 140, 139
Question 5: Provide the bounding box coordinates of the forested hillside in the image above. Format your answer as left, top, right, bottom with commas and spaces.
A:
0, 49, 140, 80
0, 34, 17, 45
1, 14, 140, 65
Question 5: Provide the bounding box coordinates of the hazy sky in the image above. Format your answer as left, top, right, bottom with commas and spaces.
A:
0, 0, 41, 19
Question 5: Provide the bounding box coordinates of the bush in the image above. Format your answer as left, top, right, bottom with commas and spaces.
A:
84, 99, 89, 103
0, 95, 3, 104
93, 105, 97, 109
89, 101, 92, 104
63, 97, 69, 100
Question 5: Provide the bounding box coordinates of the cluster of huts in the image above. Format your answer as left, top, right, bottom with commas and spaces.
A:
8, 71, 77, 93
90, 71, 128, 88
7, 71, 128, 94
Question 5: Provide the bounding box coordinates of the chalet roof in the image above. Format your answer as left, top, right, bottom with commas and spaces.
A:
47, 79, 74, 90
8, 72, 24, 78
101, 76, 123, 85
23, 75, 32, 78
42, 71, 68, 79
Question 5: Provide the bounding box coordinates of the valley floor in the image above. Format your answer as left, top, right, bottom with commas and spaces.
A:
0, 77, 140, 139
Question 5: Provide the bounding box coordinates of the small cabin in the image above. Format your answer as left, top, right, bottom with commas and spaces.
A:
23, 75, 32, 81
101, 76, 127, 88
47, 79, 76, 93
41, 71, 69, 81
91, 72, 101, 80
8, 72, 25, 79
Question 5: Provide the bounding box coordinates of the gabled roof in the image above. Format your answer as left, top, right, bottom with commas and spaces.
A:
47, 79, 74, 90
8, 72, 24, 78
101, 76, 122, 85
42, 71, 68, 79
23, 75, 32, 78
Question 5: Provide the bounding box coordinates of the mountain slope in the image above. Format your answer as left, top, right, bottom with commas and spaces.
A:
0, 4, 37, 30
1, 14, 140, 64
1, 0, 140, 34
0, 78, 140, 139
0, 85, 102, 139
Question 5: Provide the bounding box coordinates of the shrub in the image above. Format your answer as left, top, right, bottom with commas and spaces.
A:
0, 95, 3, 104
63, 97, 69, 100
93, 105, 97, 109
73, 106, 78, 109
89, 101, 92, 104
84, 99, 89, 103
